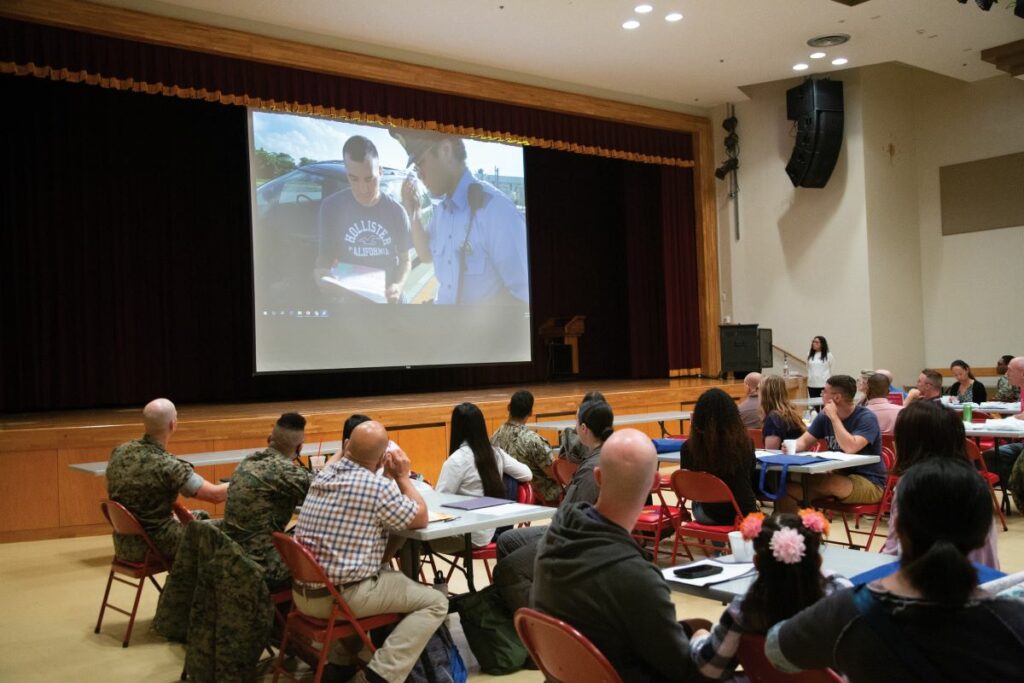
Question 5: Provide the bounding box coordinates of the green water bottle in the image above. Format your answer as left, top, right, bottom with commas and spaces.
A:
963, 403, 973, 423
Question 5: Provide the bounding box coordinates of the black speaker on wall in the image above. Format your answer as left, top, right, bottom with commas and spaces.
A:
785, 79, 844, 188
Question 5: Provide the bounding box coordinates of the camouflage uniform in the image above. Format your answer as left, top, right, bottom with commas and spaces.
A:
492, 422, 559, 503
995, 375, 1021, 403
559, 426, 591, 465
106, 434, 204, 562
222, 447, 313, 585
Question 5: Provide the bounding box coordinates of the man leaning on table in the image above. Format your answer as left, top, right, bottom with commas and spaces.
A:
777, 375, 885, 514
293, 420, 447, 683
532, 429, 705, 682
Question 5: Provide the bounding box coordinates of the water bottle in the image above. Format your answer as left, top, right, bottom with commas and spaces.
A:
783, 354, 790, 378
963, 403, 973, 424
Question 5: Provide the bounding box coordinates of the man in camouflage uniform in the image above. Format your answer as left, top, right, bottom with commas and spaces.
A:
106, 398, 228, 562
491, 390, 559, 504
222, 412, 313, 587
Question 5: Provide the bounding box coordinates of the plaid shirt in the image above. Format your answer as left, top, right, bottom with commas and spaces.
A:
690, 572, 852, 680
294, 457, 418, 585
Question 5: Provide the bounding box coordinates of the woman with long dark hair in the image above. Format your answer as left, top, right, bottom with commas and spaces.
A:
768, 459, 1024, 681
435, 402, 531, 548
947, 359, 987, 403
679, 388, 758, 524
806, 336, 833, 401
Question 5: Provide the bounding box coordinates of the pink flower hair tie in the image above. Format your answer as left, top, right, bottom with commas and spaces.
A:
770, 527, 806, 564
739, 512, 765, 540
799, 508, 830, 535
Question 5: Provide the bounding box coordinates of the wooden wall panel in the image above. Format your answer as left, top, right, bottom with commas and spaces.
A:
0, 450, 59, 532
393, 425, 448, 485
58, 448, 109, 526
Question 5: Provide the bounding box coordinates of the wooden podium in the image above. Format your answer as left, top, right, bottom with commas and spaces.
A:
539, 316, 586, 376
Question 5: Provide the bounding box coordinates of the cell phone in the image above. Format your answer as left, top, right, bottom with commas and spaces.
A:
673, 564, 723, 579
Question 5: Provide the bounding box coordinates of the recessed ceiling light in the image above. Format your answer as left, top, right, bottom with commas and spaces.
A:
623, 19, 640, 29
832, 57, 848, 65
665, 12, 683, 22
808, 33, 850, 48
810, 52, 826, 59
635, 4, 653, 13
793, 63, 809, 71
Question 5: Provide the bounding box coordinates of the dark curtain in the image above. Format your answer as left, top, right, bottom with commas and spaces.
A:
662, 166, 702, 370
0, 75, 698, 412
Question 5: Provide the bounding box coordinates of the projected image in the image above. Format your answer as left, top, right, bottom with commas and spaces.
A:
249, 110, 532, 373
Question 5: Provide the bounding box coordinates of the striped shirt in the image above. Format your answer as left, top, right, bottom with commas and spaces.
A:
294, 457, 418, 585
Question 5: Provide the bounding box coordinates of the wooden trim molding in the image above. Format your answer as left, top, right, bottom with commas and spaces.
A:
0, 0, 721, 375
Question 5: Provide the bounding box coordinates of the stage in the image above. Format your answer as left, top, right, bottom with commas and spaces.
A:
0, 376, 804, 543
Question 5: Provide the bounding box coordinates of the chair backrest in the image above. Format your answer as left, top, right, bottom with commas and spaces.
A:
748, 428, 765, 449
887, 392, 904, 406
517, 481, 535, 504
970, 410, 991, 423
100, 499, 172, 565
964, 439, 989, 472
671, 470, 743, 522
552, 459, 578, 489
272, 532, 334, 587
737, 634, 843, 682
514, 608, 622, 683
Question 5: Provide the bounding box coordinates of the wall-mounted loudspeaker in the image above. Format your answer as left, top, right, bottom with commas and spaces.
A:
785, 79, 844, 188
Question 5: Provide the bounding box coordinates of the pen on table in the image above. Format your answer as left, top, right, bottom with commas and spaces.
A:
430, 517, 458, 524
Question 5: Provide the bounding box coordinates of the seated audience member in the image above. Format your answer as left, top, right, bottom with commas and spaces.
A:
854, 369, 874, 406
876, 368, 906, 399
767, 459, 1024, 682
106, 398, 227, 562
493, 398, 614, 612
994, 354, 1021, 402
737, 372, 763, 428
863, 372, 903, 433
759, 375, 806, 450
881, 400, 998, 569
532, 429, 705, 682
947, 359, 987, 403
679, 388, 759, 524
293, 421, 447, 683
432, 402, 531, 553
904, 368, 944, 405
779, 375, 885, 513
690, 511, 851, 680
558, 390, 607, 464
222, 412, 313, 588
491, 390, 559, 504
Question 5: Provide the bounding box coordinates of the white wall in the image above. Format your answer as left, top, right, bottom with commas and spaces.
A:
718, 64, 1024, 387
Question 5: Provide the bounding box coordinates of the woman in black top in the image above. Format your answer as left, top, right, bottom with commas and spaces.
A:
947, 359, 987, 403
679, 388, 758, 525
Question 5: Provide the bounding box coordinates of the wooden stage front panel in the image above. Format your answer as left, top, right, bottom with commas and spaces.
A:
0, 377, 804, 543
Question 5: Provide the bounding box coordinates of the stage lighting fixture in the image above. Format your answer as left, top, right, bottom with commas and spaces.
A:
722, 116, 737, 132
724, 132, 739, 152
715, 158, 739, 179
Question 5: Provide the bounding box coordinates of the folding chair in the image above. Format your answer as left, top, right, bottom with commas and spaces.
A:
94, 500, 177, 647
813, 446, 898, 551
965, 439, 1009, 532
737, 634, 844, 682
514, 608, 623, 683
748, 428, 765, 449
443, 482, 534, 583
551, 459, 579, 496
632, 476, 684, 564
270, 533, 403, 683
669, 470, 744, 563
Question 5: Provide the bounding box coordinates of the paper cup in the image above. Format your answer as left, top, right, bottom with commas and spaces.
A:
728, 530, 754, 562
310, 455, 326, 471
783, 439, 799, 454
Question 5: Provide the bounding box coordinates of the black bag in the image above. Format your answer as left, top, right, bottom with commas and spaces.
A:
404, 622, 467, 683
450, 586, 528, 675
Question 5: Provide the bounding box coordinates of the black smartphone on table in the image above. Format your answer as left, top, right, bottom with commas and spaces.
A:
673, 564, 723, 579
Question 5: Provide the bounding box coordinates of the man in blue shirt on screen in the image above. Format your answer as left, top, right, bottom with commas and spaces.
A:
393, 129, 529, 305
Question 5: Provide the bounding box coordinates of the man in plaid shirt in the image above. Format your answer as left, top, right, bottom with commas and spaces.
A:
294, 420, 448, 683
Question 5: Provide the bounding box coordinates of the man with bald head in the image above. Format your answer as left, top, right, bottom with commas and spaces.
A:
293, 420, 447, 683
222, 412, 314, 587
532, 429, 703, 682
738, 372, 763, 428
106, 398, 229, 562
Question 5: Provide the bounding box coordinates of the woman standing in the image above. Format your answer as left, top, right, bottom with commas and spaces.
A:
947, 359, 987, 403
806, 336, 834, 401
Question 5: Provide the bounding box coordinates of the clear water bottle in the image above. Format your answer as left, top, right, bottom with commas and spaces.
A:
783, 354, 790, 378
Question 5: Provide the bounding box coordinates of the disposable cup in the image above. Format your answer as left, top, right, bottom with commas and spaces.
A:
783, 439, 799, 454
728, 530, 754, 562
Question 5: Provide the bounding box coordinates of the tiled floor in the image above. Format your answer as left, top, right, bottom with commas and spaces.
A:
1, 498, 1021, 682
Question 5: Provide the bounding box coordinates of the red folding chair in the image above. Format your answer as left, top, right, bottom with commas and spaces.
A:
632, 475, 684, 563
669, 470, 744, 563
95, 500, 176, 647
813, 447, 898, 551
965, 439, 1008, 532
748, 428, 765, 449
737, 633, 844, 682
551, 458, 579, 496
887, 392, 904, 406
270, 532, 403, 683
444, 482, 535, 583
514, 608, 623, 683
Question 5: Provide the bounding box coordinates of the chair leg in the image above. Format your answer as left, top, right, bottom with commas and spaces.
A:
839, 512, 855, 549
122, 574, 147, 647
991, 486, 1009, 532
95, 569, 116, 634
483, 559, 493, 583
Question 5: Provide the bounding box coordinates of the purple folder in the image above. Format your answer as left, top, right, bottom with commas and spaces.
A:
442, 496, 512, 511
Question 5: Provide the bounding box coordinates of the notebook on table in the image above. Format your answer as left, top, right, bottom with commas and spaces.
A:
442, 496, 512, 511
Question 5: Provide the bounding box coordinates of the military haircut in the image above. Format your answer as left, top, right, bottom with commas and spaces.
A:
343, 413, 372, 441
276, 412, 306, 431
342, 135, 379, 163
508, 390, 534, 420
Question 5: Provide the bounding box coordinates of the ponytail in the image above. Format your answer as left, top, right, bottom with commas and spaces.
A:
578, 400, 614, 444
902, 540, 978, 606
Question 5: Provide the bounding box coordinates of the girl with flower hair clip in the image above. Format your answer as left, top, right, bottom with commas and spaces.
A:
689, 510, 851, 680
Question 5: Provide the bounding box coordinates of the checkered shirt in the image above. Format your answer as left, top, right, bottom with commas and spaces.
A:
294, 457, 418, 585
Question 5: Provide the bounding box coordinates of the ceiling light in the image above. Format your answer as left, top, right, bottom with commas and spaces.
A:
808, 34, 850, 48
793, 63, 809, 71
635, 4, 653, 13
832, 57, 848, 65
810, 52, 826, 59
665, 12, 683, 22
623, 19, 640, 29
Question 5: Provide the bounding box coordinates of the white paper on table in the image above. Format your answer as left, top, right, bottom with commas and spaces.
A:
470, 502, 539, 517
981, 418, 1024, 432
813, 451, 867, 462
662, 559, 756, 587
